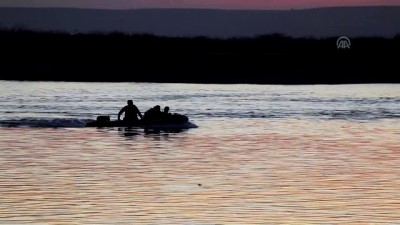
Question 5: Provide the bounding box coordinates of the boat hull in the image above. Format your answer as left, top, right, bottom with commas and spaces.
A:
86, 120, 198, 129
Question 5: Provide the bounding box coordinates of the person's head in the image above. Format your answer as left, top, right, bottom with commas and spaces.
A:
127, 100, 133, 106
154, 105, 161, 111
164, 106, 170, 113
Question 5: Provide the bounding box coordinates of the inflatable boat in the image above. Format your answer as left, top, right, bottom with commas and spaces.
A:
86, 114, 198, 130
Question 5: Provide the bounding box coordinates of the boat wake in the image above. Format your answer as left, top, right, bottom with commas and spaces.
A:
0, 118, 94, 128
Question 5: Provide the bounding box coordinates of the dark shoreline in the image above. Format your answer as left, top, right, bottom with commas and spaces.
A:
1, 29, 399, 84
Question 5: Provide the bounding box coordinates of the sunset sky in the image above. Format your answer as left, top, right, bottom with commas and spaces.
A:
0, 0, 399, 9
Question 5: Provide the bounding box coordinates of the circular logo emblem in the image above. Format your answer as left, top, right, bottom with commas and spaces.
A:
337, 36, 351, 49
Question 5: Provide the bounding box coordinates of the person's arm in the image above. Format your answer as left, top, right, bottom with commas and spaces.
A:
135, 106, 143, 119
118, 106, 126, 121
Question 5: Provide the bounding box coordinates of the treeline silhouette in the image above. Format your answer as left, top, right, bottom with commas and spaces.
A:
1, 29, 399, 84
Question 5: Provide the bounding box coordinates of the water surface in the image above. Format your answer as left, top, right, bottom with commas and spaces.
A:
0, 81, 400, 224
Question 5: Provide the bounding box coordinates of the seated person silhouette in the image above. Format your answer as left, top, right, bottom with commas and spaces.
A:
164, 106, 170, 114
162, 106, 172, 120
118, 100, 143, 122
142, 105, 162, 122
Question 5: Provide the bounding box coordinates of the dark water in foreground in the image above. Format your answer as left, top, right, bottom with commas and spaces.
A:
0, 81, 400, 224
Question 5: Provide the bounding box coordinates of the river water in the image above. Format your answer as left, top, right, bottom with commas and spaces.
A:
0, 81, 400, 224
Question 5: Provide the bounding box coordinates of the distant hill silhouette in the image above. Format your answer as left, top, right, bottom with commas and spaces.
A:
0, 6, 399, 38
0, 29, 399, 84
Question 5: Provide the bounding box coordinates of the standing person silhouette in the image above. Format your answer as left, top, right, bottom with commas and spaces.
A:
118, 100, 143, 122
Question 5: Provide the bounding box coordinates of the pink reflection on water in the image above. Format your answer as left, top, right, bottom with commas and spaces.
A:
0, 119, 400, 224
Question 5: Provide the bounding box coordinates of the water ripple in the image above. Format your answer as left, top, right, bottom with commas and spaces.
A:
0, 119, 400, 224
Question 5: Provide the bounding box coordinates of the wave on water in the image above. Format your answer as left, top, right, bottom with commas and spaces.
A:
309, 110, 400, 121
0, 118, 94, 128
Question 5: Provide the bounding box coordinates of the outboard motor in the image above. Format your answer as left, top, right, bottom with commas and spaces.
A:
97, 115, 110, 123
